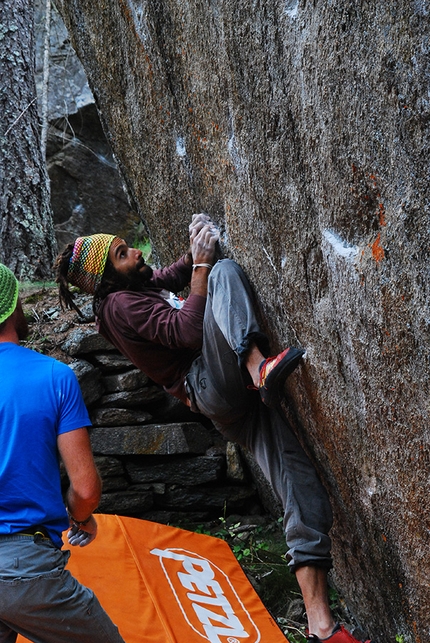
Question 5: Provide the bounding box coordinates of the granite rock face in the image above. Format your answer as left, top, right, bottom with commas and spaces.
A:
56, 2, 429, 640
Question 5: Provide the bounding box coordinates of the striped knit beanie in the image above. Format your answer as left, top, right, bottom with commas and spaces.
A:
67, 234, 122, 294
0, 263, 19, 324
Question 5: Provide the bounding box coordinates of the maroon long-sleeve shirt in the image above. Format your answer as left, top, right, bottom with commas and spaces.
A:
96, 256, 205, 404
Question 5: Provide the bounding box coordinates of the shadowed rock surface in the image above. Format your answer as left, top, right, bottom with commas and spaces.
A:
54, 2, 429, 640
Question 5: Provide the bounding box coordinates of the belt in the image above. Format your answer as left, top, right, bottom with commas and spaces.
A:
17, 526, 50, 540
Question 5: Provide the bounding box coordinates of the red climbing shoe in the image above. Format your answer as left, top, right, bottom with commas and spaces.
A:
306, 623, 373, 643
259, 346, 305, 407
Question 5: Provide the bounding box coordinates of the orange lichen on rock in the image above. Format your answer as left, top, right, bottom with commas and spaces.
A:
371, 233, 384, 262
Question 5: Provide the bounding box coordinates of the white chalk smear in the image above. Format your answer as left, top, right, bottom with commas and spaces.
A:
323, 230, 359, 260
126, 0, 149, 43
176, 137, 186, 157
228, 134, 241, 170
263, 246, 277, 272
285, 1, 299, 19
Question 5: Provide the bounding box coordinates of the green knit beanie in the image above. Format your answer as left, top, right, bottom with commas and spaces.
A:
0, 263, 19, 324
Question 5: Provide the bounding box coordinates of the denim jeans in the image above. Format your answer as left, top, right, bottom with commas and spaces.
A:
185, 259, 333, 571
0, 535, 124, 643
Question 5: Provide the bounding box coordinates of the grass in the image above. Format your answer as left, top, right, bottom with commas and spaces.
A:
20, 280, 57, 294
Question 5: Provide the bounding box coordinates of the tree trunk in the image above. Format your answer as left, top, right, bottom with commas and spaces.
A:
57, 2, 429, 641
0, 0, 56, 280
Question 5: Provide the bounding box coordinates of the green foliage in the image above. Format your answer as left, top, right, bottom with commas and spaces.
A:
328, 587, 339, 612
275, 622, 307, 643
131, 222, 152, 262
21, 281, 57, 297
395, 635, 405, 643
134, 236, 152, 262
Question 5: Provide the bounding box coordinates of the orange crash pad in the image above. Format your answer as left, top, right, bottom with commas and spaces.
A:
17, 514, 288, 642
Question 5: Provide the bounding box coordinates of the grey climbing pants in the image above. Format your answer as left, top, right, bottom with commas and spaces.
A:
185, 259, 333, 571
0, 535, 125, 643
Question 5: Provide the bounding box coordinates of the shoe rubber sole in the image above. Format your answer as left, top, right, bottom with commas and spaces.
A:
260, 347, 306, 408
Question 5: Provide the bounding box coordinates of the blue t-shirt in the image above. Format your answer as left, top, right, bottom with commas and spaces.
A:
0, 343, 91, 548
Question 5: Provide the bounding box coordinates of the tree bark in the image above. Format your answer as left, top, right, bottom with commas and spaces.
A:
0, 0, 56, 280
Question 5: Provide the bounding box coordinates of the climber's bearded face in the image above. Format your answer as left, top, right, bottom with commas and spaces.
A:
108, 240, 153, 289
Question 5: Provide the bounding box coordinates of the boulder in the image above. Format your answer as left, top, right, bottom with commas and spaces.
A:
43, 1, 430, 637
